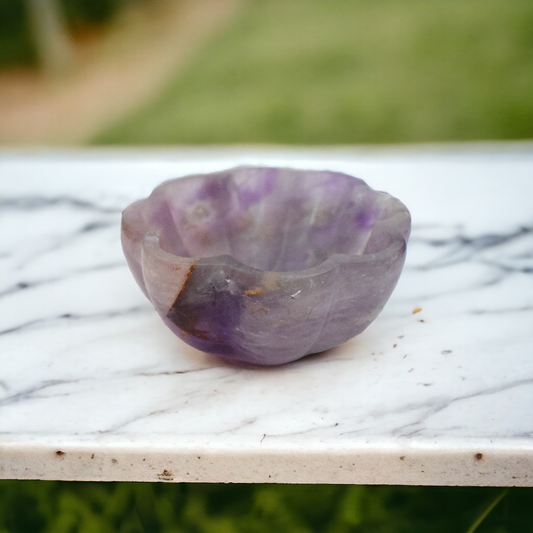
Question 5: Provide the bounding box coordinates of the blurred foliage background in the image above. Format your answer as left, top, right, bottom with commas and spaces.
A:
0, 0, 532, 144
0, 0, 119, 69
0, 480, 532, 533
94, 0, 533, 145
1, 0, 533, 530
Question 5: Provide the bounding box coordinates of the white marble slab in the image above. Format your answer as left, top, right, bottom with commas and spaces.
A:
1, 143, 532, 486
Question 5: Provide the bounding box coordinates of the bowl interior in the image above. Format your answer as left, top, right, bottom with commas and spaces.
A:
149, 167, 390, 272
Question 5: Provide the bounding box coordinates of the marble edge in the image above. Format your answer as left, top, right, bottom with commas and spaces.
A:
0, 140, 532, 161
1, 439, 532, 486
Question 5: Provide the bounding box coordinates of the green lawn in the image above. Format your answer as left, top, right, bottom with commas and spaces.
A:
1, 481, 531, 533
94, 0, 533, 145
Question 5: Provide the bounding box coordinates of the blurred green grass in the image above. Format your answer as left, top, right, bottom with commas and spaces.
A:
94, 0, 533, 145
1, 481, 532, 532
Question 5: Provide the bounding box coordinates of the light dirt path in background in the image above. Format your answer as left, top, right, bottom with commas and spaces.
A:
0, 0, 243, 145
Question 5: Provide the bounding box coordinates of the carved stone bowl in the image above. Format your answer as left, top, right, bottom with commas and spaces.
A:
121, 167, 411, 366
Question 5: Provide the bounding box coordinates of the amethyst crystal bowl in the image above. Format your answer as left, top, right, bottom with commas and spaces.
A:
121, 167, 411, 366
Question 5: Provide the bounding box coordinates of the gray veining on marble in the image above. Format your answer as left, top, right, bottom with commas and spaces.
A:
1, 144, 532, 485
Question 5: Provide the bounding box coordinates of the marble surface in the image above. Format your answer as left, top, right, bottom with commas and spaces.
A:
1, 144, 532, 486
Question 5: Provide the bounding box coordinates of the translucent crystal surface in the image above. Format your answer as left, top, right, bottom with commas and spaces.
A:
121, 167, 411, 366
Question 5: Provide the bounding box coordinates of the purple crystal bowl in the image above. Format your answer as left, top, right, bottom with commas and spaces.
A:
121, 167, 411, 366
